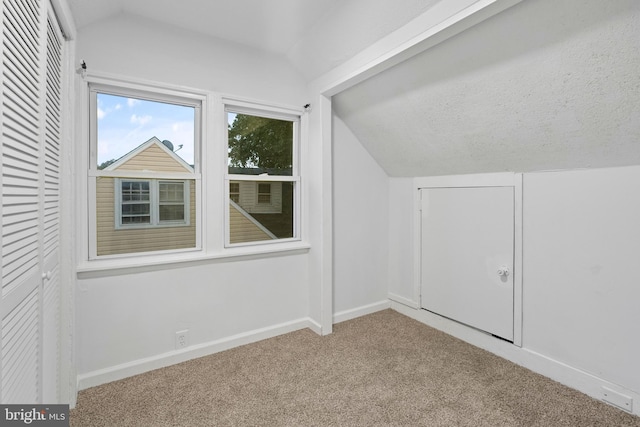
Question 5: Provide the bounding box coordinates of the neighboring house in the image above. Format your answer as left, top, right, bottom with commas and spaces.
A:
229, 199, 277, 244
96, 137, 197, 255
96, 137, 286, 252
229, 180, 283, 215
228, 167, 294, 243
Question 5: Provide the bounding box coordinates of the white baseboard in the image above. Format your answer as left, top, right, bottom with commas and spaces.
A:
77, 317, 316, 391
388, 292, 419, 309
306, 317, 323, 335
333, 300, 391, 324
391, 301, 639, 417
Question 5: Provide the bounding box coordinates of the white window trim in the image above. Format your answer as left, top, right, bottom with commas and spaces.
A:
115, 178, 191, 229
79, 74, 310, 273
86, 74, 204, 260
224, 99, 302, 248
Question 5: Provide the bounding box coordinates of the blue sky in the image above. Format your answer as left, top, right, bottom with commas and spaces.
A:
97, 93, 195, 166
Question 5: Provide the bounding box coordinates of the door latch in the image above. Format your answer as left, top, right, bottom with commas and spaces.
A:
497, 266, 510, 277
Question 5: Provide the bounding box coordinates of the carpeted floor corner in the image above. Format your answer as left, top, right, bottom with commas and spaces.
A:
70, 310, 640, 426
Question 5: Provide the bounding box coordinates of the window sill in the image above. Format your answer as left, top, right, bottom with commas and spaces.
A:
76, 241, 311, 279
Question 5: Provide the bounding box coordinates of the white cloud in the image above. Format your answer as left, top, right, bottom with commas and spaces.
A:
115, 104, 122, 110
97, 107, 106, 120
130, 114, 152, 126
127, 98, 139, 108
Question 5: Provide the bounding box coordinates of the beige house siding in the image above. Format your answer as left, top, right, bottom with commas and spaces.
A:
116, 144, 191, 172
229, 203, 273, 244
96, 177, 196, 256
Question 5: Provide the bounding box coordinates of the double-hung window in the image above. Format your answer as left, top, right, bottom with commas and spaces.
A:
88, 80, 202, 258
115, 179, 190, 228
225, 101, 301, 246
85, 78, 304, 263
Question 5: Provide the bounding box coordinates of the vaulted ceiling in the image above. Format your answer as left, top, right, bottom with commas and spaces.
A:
332, 0, 640, 176
67, 0, 340, 57
68, 0, 640, 177
67, 0, 440, 82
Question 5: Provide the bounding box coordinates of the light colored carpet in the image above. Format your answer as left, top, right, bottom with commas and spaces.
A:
71, 310, 640, 426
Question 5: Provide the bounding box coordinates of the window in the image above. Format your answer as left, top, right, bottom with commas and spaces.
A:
257, 183, 271, 204
225, 103, 300, 246
85, 77, 305, 263
116, 179, 189, 228
120, 180, 151, 225
229, 182, 240, 203
89, 80, 201, 258
159, 181, 187, 222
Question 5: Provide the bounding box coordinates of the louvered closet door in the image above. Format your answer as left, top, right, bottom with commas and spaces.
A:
1, 0, 63, 404
41, 7, 63, 403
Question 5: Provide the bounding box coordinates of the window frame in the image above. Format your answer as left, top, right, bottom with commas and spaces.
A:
224, 100, 302, 248
87, 77, 203, 260
79, 75, 309, 273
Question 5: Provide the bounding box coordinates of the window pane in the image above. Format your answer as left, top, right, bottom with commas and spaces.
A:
122, 181, 150, 201
122, 204, 150, 215
97, 93, 195, 171
229, 180, 294, 244
159, 181, 184, 202
159, 205, 185, 221
227, 113, 293, 176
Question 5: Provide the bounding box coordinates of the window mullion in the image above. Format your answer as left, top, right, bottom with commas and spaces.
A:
151, 179, 158, 226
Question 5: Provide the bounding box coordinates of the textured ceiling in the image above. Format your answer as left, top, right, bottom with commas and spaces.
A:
333, 0, 640, 177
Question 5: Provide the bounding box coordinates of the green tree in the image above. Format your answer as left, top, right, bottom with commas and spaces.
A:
97, 158, 117, 170
228, 114, 292, 170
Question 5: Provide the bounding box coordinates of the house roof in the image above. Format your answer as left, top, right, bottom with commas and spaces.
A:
228, 167, 292, 176
105, 136, 194, 173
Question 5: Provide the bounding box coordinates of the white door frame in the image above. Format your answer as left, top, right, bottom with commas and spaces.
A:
413, 172, 523, 347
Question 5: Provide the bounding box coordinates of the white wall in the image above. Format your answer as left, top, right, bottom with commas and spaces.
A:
76, 14, 307, 104
389, 165, 640, 415
76, 255, 309, 378
387, 178, 416, 306
523, 166, 640, 397
332, 115, 389, 320
74, 14, 317, 388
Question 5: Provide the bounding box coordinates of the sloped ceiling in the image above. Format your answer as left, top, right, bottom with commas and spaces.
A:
67, 0, 639, 178
67, 0, 340, 58
333, 0, 640, 177
67, 0, 439, 81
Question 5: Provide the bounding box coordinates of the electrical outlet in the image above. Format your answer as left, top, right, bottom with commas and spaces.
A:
602, 387, 633, 412
175, 330, 189, 350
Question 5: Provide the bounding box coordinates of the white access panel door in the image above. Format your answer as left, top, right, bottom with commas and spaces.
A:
420, 187, 514, 341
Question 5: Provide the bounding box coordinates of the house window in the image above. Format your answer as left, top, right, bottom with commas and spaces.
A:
229, 182, 240, 203
257, 183, 271, 204
226, 102, 300, 246
121, 180, 151, 224
116, 179, 189, 228
89, 80, 201, 258
159, 181, 186, 222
